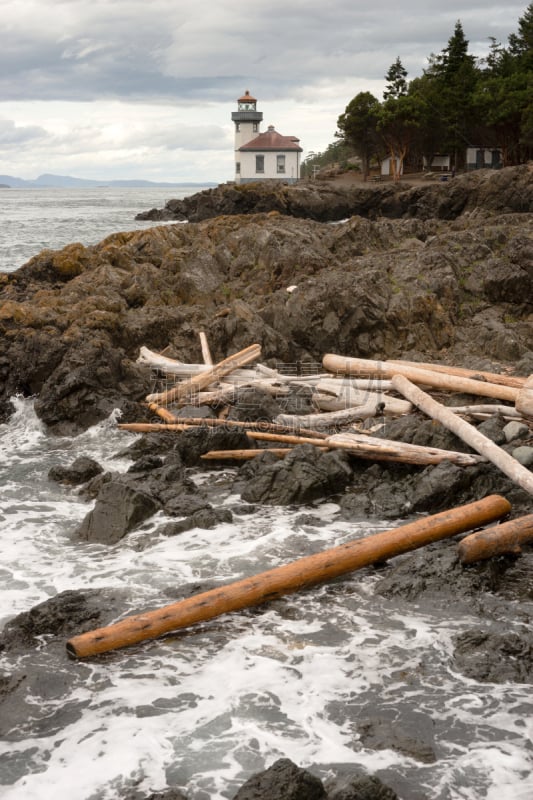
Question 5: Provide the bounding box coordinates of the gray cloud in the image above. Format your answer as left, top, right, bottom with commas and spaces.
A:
1, 1, 527, 103
0, 119, 47, 146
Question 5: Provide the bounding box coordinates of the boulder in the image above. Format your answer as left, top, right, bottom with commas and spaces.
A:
237, 444, 353, 505
76, 481, 160, 544
48, 455, 104, 485
453, 629, 533, 683
231, 758, 326, 800
327, 770, 399, 800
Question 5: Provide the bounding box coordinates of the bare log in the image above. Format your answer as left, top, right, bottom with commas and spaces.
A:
389, 359, 526, 389
392, 375, 533, 496
146, 402, 179, 423
247, 431, 336, 448
198, 331, 213, 366
458, 514, 533, 563
246, 430, 484, 466
201, 448, 294, 460
313, 378, 407, 415
327, 432, 485, 466
138, 347, 326, 386
146, 344, 262, 404
515, 375, 533, 421
449, 404, 521, 418
66, 495, 511, 658
275, 404, 385, 428
323, 354, 518, 403
118, 418, 329, 439
138, 346, 260, 382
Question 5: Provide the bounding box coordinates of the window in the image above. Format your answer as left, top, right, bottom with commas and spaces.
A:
277, 155, 286, 174
253, 123, 259, 132
256, 155, 264, 173
235, 122, 240, 132
236, 162, 240, 174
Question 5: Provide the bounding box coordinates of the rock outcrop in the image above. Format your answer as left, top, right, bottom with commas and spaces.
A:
135, 164, 533, 222
1, 166, 532, 434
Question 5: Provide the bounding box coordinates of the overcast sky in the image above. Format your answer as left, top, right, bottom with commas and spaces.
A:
0, 0, 528, 183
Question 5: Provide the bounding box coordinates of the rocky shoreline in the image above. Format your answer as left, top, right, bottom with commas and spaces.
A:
0, 165, 532, 799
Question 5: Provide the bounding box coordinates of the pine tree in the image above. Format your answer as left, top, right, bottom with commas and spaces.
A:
384, 57, 408, 100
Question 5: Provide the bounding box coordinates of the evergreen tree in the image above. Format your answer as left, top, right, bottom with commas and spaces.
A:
384, 57, 408, 99
425, 20, 479, 168
336, 92, 382, 179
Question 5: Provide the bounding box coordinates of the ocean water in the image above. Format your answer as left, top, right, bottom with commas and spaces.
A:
0, 186, 207, 274
0, 193, 533, 799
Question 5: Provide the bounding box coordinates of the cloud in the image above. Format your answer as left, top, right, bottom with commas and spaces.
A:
0, 118, 47, 147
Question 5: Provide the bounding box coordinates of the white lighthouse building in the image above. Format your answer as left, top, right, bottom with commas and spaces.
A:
231, 90, 302, 185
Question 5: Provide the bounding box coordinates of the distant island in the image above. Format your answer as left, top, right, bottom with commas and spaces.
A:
0, 173, 217, 189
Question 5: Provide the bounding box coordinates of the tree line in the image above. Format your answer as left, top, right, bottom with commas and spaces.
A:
303, 4, 532, 180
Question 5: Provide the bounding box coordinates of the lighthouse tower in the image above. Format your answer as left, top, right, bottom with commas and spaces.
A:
231, 90, 263, 182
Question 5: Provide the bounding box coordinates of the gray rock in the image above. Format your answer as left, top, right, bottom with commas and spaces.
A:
512, 446, 533, 466
231, 758, 326, 800
503, 420, 530, 442
328, 771, 399, 800
238, 444, 353, 505
453, 629, 533, 683
76, 481, 160, 544
48, 455, 103, 485
476, 414, 506, 444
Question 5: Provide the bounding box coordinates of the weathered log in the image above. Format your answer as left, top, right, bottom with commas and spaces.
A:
275, 403, 384, 428
449, 404, 521, 419
138, 347, 325, 386
392, 375, 533, 496
246, 430, 484, 466
323, 355, 518, 403
66, 494, 511, 658
198, 331, 213, 366
313, 378, 407, 416
275, 391, 412, 428
146, 402, 179, 423
327, 432, 485, 466
201, 448, 294, 460
146, 344, 262, 404
458, 514, 533, 563
515, 375, 533, 421
389, 359, 526, 389
247, 431, 336, 448
316, 377, 394, 393
118, 418, 329, 439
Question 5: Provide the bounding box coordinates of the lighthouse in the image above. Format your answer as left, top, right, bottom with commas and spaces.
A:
232, 90, 263, 152
231, 90, 302, 185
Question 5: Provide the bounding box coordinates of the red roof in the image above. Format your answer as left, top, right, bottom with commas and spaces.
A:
239, 126, 302, 152
238, 90, 257, 103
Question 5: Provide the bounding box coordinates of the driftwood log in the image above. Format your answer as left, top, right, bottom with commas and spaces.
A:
388, 359, 526, 389
392, 375, 533, 496
245, 430, 484, 466
201, 448, 297, 460
515, 375, 533, 421
198, 331, 213, 366
66, 494, 511, 658
146, 344, 262, 404
118, 419, 329, 439
458, 514, 533, 563
326, 432, 484, 466
323, 355, 518, 403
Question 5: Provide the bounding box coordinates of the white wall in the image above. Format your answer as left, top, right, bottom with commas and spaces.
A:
238, 150, 300, 182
